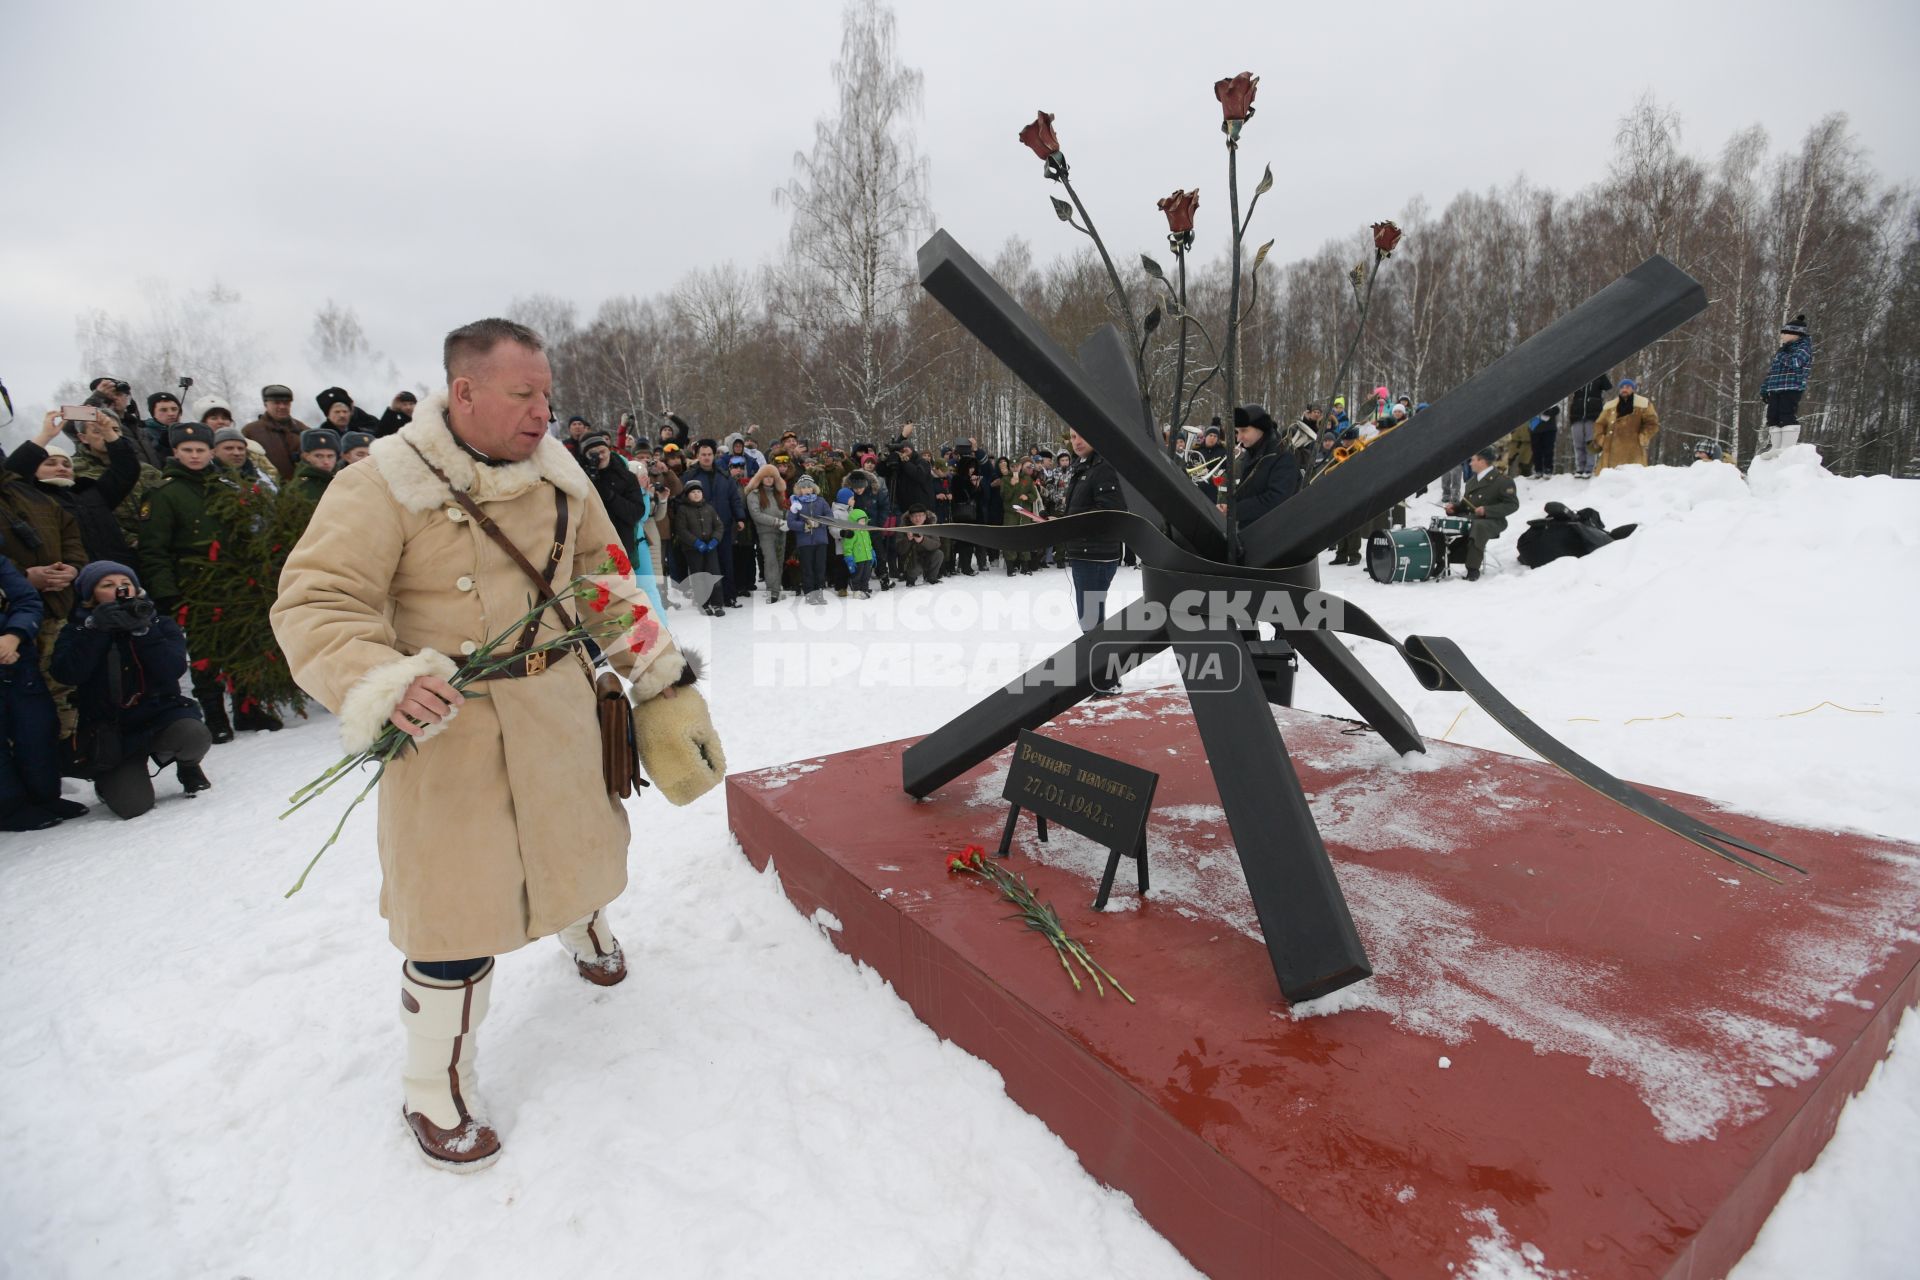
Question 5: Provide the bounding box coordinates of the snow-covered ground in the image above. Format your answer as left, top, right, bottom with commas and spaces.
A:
1, 447, 1915, 1279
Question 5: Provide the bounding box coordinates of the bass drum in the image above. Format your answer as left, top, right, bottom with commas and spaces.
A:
1367, 527, 1443, 583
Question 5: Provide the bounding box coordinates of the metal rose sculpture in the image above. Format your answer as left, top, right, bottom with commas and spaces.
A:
1016, 79, 1405, 557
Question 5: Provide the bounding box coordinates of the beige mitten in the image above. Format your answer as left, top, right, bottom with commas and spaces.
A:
631, 686, 726, 805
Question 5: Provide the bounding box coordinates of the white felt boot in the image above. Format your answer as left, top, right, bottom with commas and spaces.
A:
557, 907, 627, 987
399, 959, 501, 1171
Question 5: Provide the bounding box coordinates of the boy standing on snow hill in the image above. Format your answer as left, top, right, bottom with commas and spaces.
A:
1761, 315, 1814, 457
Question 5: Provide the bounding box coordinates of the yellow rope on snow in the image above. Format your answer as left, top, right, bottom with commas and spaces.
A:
1441, 700, 1893, 737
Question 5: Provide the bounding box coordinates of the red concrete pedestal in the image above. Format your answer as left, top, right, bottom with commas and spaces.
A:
725, 691, 1920, 1280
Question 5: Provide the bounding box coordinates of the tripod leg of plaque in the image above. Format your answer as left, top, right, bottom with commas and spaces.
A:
995, 803, 1020, 859
901, 599, 1168, 798
1093, 832, 1151, 912
1159, 575, 1372, 1002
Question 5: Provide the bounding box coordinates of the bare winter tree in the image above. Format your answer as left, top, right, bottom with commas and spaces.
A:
72, 280, 263, 411
308, 300, 400, 398
771, 0, 934, 443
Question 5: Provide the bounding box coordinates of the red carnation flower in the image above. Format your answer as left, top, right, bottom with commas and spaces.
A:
632, 604, 649, 621
1372, 220, 1403, 258
1214, 72, 1259, 134
590, 584, 612, 613
604, 543, 633, 576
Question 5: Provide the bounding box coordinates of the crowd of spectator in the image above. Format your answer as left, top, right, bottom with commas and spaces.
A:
5, 317, 1806, 832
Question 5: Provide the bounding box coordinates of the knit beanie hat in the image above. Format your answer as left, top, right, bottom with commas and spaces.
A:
212, 425, 247, 445
75, 560, 142, 601
1781, 314, 1810, 337
794, 474, 819, 493
192, 395, 234, 422
146, 391, 180, 413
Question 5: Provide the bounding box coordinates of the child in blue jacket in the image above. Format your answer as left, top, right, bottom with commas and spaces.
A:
787, 475, 833, 603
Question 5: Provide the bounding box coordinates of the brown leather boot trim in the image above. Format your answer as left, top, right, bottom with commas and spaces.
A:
400, 989, 421, 1014
448, 979, 475, 1125
574, 955, 627, 987
585, 910, 608, 959
403, 1107, 501, 1168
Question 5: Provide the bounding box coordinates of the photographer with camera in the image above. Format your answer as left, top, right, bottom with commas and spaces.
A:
51, 561, 211, 818
87, 377, 161, 469
10, 409, 143, 564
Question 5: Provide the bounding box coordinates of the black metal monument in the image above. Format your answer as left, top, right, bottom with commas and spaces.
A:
895, 229, 1802, 1003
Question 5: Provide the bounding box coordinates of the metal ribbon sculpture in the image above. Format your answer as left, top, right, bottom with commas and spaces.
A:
821, 505, 1802, 889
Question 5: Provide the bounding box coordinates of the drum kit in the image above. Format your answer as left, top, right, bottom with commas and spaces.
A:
1366, 515, 1474, 583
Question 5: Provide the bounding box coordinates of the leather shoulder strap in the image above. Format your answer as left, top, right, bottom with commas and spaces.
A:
402, 439, 581, 647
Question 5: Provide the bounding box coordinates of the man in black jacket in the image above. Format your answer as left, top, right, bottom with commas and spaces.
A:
879, 438, 939, 514
375, 391, 417, 438
88, 377, 161, 469
689, 440, 747, 606
1217, 404, 1300, 527
1568, 373, 1612, 479
1061, 427, 1127, 645
581, 433, 646, 567
318, 387, 382, 436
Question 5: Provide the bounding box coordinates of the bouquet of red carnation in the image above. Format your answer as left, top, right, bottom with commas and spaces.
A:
281, 545, 653, 896
946, 844, 1134, 1001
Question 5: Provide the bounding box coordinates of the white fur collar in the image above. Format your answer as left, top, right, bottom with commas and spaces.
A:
370, 390, 590, 514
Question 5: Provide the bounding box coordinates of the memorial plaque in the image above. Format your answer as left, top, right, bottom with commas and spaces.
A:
998, 730, 1157, 909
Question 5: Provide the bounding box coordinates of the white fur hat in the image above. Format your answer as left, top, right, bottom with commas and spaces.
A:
191, 394, 234, 422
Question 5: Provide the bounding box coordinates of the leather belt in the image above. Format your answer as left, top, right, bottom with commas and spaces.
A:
467, 644, 581, 682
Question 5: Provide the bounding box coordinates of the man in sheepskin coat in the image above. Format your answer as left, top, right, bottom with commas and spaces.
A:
270, 318, 724, 1172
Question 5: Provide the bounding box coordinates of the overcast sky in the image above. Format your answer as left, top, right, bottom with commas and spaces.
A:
4, 0, 1915, 430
